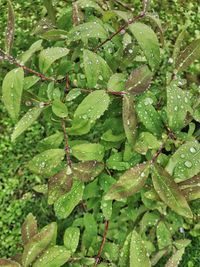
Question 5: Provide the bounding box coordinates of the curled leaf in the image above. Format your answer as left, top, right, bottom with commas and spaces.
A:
5, 0, 15, 56
21, 213, 38, 246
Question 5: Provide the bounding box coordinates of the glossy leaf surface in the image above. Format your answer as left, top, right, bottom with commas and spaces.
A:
2, 68, 24, 120
125, 65, 153, 95
71, 143, 105, 162
5, 0, 15, 55
52, 100, 68, 118
63, 226, 80, 253
152, 164, 193, 218
156, 221, 172, 249
21, 213, 38, 246
104, 162, 150, 200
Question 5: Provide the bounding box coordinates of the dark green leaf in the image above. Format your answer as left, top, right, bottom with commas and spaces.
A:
43, 0, 56, 24
54, 180, 84, 219
37, 132, 64, 152
125, 65, 153, 95
119, 232, 131, 267
0, 258, 20, 267
106, 152, 130, 171
63, 227, 80, 253
152, 164, 193, 218
175, 39, 200, 72
83, 213, 97, 249
71, 143, 105, 162
101, 129, 125, 142
32, 246, 70, 267
172, 27, 186, 64
21, 213, 38, 246
129, 22, 160, 70
28, 149, 65, 175
48, 166, 73, 204
77, 0, 103, 12
5, 0, 15, 56
2, 68, 24, 120
11, 106, 42, 141
22, 223, 56, 267
67, 118, 91, 135
104, 162, 150, 200
101, 199, 112, 220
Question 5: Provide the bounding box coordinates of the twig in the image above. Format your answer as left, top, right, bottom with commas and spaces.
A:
81, 199, 88, 212
168, 73, 175, 86
115, 0, 134, 11
94, 220, 109, 267
62, 119, 72, 167
151, 138, 168, 164
94, 13, 144, 51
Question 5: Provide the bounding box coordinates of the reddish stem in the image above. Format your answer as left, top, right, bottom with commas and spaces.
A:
94, 13, 144, 51
94, 220, 109, 267
81, 199, 88, 213
62, 119, 72, 167
151, 138, 168, 164
168, 73, 175, 86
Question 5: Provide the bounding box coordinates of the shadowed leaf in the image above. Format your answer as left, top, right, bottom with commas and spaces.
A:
125, 65, 153, 95
22, 223, 56, 267
71, 143, 105, 162
72, 2, 85, 26
0, 49, 8, 61
175, 39, 200, 72
152, 164, 193, 218
43, 0, 56, 25
5, 0, 15, 56
19, 40, 43, 64
172, 27, 186, 64
36, 132, 64, 152
150, 247, 170, 266
77, 0, 103, 12
21, 213, 38, 246
71, 161, 104, 182
165, 248, 185, 267
0, 258, 20, 267
122, 95, 137, 146
119, 232, 131, 267
142, 0, 151, 13
104, 162, 150, 200
11, 254, 22, 264
48, 166, 73, 205
178, 174, 200, 190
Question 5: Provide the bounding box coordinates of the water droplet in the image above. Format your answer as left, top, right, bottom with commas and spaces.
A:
184, 161, 192, 168
190, 147, 196, 153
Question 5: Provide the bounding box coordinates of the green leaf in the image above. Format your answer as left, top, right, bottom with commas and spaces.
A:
129, 22, 160, 70
178, 174, 200, 190
52, 100, 68, 118
173, 239, 191, 250
182, 186, 200, 202
23, 76, 40, 90
134, 132, 160, 155
32, 246, 70, 267
36, 132, 64, 152
63, 227, 80, 253
83, 213, 97, 249
5, 0, 15, 56
74, 90, 110, 123
67, 22, 108, 42
72, 2, 85, 26
0, 258, 20, 267
28, 149, 65, 175
21, 213, 38, 246
83, 50, 112, 88
150, 248, 170, 266
106, 152, 130, 171
39, 47, 69, 73
71, 143, 105, 162
54, 180, 84, 219
22, 223, 56, 267
152, 164, 193, 218
156, 221, 172, 249
122, 95, 137, 146
77, 0, 103, 12
33, 184, 48, 194
31, 19, 55, 35
0, 49, 8, 61
40, 29, 68, 40
104, 162, 150, 200
167, 80, 191, 132
101, 199, 112, 220
130, 230, 151, 267
67, 118, 91, 135
48, 166, 73, 204
43, 0, 56, 24
172, 27, 186, 64
165, 248, 185, 267
125, 65, 153, 95
165, 141, 200, 182
101, 129, 125, 142
107, 73, 126, 92
101, 242, 119, 262
2, 68, 24, 120
72, 161, 104, 182
11, 106, 42, 141
135, 97, 163, 137
19, 40, 43, 64
119, 232, 131, 267
175, 39, 200, 72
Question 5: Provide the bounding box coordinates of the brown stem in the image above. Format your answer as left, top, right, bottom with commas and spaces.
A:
62, 73, 69, 103
168, 73, 175, 86
81, 199, 88, 212
94, 220, 109, 267
115, 0, 134, 11
62, 119, 72, 167
151, 138, 168, 164
94, 13, 144, 51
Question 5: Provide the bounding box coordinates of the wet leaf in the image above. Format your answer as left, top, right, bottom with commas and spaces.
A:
63, 227, 80, 253
54, 179, 84, 219
36, 132, 64, 152
122, 95, 137, 146
23, 76, 40, 90
2, 68, 24, 120
101, 199, 112, 220
107, 73, 126, 92
125, 65, 153, 95
165, 248, 185, 267
33, 184, 48, 194
165, 141, 200, 183
104, 162, 150, 200
5, 0, 15, 56
71, 161, 104, 182
0, 49, 8, 61
172, 27, 186, 64
21, 213, 38, 246
71, 143, 105, 162
142, 0, 151, 13
40, 29, 68, 40
106, 152, 130, 171
83, 50, 112, 88
32, 246, 70, 267
32, 19, 55, 35
134, 132, 160, 155
48, 166, 73, 204
52, 100, 68, 118
129, 22, 160, 70
77, 0, 103, 12
156, 221, 172, 249
19, 40, 43, 64
130, 230, 151, 267
11, 106, 42, 141
151, 248, 170, 266
72, 2, 85, 26
152, 164, 193, 218
28, 149, 65, 176
175, 39, 200, 72
67, 117, 91, 135
178, 174, 200, 190
119, 232, 131, 267
83, 213, 97, 249
74, 90, 110, 123
182, 186, 200, 202
39, 47, 69, 73
67, 22, 108, 42
0, 258, 20, 267
173, 239, 191, 250
22, 223, 56, 267
101, 129, 125, 142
